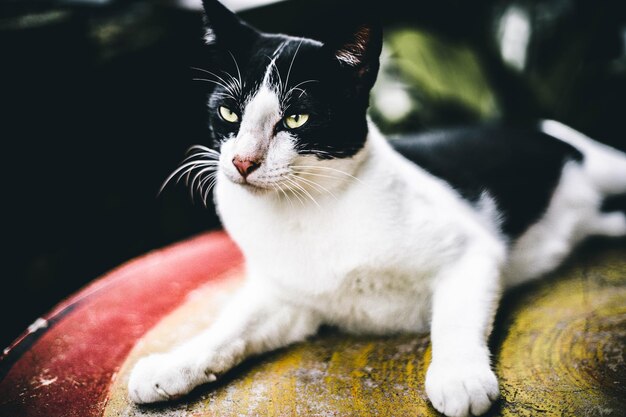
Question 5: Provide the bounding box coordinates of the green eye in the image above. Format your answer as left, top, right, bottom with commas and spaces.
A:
219, 106, 239, 123
284, 113, 309, 129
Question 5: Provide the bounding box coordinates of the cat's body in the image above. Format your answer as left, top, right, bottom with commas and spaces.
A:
216, 119, 626, 334
128, 2, 626, 416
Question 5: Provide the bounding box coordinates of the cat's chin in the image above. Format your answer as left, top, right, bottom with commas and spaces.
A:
232, 180, 274, 195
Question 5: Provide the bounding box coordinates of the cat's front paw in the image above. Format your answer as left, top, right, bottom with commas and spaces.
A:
425, 359, 499, 417
128, 352, 217, 404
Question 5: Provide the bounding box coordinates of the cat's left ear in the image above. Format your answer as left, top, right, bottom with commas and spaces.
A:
324, 21, 383, 94
201, 0, 259, 51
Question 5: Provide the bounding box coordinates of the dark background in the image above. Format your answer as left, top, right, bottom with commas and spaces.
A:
2, 0, 625, 349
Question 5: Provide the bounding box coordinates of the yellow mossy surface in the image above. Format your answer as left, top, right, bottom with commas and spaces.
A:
496, 247, 626, 417
105, 245, 626, 417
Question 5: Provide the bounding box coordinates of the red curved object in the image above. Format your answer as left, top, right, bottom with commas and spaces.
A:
0, 231, 242, 417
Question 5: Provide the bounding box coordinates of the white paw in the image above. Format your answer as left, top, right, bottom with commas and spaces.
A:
599, 212, 626, 237
425, 360, 499, 417
128, 352, 217, 404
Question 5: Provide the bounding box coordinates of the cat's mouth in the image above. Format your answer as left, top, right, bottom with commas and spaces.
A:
224, 172, 276, 193
238, 181, 272, 194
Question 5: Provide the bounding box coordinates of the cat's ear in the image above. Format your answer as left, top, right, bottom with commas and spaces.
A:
324, 21, 383, 93
201, 0, 259, 49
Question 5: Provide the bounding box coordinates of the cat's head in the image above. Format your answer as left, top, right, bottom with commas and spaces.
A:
169, 0, 382, 201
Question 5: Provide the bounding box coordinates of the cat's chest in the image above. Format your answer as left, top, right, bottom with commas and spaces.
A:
257, 226, 434, 333
223, 188, 384, 276
216, 175, 453, 293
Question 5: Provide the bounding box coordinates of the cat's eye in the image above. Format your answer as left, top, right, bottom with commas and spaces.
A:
219, 106, 239, 123
284, 114, 309, 129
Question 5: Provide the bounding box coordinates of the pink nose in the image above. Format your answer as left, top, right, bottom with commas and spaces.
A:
232, 156, 261, 178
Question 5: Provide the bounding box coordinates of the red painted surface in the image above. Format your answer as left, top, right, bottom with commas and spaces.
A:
0, 231, 243, 417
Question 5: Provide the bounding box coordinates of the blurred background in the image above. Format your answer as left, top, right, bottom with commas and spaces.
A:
1, 0, 625, 349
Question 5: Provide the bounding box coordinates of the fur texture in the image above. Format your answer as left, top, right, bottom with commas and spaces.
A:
129, 2, 626, 416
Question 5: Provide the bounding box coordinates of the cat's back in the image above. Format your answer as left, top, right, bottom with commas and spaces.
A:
390, 125, 583, 237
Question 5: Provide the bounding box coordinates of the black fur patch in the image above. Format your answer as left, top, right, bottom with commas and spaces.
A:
601, 194, 626, 214
390, 126, 584, 238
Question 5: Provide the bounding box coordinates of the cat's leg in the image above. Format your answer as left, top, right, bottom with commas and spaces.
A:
584, 211, 626, 237
128, 281, 320, 404
425, 242, 504, 417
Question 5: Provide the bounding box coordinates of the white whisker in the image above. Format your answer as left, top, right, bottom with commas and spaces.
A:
227, 51, 243, 93
187, 144, 221, 156
286, 87, 306, 98
158, 145, 221, 196
291, 170, 351, 183
202, 173, 219, 205
284, 79, 319, 103
198, 173, 214, 200
291, 165, 363, 183
180, 152, 219, 164
190, 166, 218, 195
159, 162, 200, 195
273, 182, 295, 209
175, 160, 219, 175
270, 58, 284, 96
287, 175, 321, 208
192, 79, 237, 100
283, 178, 306, 206
191, 75, 230, 92
290, 79, 319, 90
183, 164, 201, 186
283, 39, 304, 99
191, 67, 238, 97
192, 169, 218, 204
292, 174, 338, 200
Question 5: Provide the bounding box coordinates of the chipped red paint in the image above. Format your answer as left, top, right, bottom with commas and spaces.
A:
0, 231, 243, 417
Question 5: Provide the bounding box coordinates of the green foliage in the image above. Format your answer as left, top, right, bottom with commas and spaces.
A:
370, 28, 498, 134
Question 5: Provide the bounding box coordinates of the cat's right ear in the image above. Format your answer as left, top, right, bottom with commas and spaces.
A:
201, 0, 259, 50
322, 19, 383, 97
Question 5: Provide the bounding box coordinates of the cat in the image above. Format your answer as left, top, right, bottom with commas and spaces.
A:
127, 1, 626, 416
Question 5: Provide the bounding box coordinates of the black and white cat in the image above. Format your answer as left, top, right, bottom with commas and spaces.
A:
128, 1, 626, 416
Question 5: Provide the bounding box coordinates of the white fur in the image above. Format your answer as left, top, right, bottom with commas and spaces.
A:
129, 108, 626, 415
542, 120, 626, 195
504, 121, 626, 285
